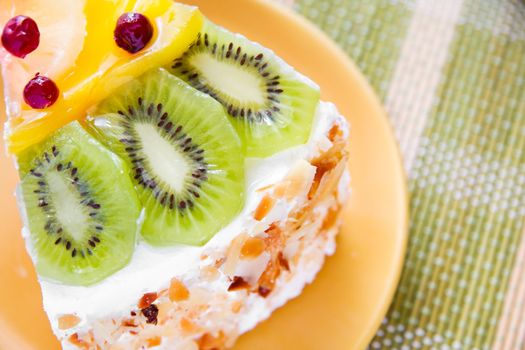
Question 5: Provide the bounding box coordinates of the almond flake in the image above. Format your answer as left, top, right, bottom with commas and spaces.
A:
240, 237, 265, 259
146, 336, 162, 348
58, 314, 81, 330
253, 194, 275, 221
138, 292, 158, 309
169, 278, 190, 302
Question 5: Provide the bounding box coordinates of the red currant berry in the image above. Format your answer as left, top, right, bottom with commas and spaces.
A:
114, 12, 153, 54
23, 74, 59, 109
1, 15, 40, 58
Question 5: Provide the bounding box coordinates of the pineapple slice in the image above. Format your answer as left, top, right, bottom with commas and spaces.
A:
2, 0, 203, 154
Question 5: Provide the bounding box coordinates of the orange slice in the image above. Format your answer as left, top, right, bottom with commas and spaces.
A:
2, 0, 203, 154
0, 0, 86, 118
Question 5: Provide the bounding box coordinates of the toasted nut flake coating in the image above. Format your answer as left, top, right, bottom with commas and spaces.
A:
138, 292, 158, 309
231, 301, 243, 313
240, 237, 265, 259
253, 194, 274, 221
180, 317, 199, 334
169, 278, 190, 302
278, 252, 290, 271
228, 276, 251, 291
58, 314, 81, 330
197, 331, 227, 350
55, 117, 350, 350
68, 333, 89, 349
146, 336, 162, 348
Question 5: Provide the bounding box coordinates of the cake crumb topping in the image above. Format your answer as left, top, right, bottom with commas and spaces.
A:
253, 195, 275, 221
240, 237, 265, 259
228, 276, 250, 291
169, 278, 190, 302
138, 292, 158, 309
58, 314, 81, 330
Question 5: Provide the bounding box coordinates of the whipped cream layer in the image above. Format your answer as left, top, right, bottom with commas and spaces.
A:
27, 101, 347, 332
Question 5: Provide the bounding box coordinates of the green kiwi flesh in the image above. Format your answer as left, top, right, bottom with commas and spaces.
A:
18, 121, 141, 286
168, 21, 320, 158
88, 69, 245, 246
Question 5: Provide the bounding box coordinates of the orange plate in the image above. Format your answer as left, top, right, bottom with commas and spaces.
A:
0, 1, 408, 349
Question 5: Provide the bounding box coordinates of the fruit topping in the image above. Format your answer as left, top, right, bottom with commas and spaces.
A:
88, 69, 245, 246
1, 15, 40, 58
23, 74, 59, 109
18, 121, 141, 286
169, 21, 320, 157
141, 304, 159, 324
5, 1, 203, 155
114, 12, 153, 54
0, 0, 86, 123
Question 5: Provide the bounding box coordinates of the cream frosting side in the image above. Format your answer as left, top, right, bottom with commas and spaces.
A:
30, 101, 347, 332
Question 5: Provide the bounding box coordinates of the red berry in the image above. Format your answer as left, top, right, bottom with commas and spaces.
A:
23, 75, 59, 109
1, 15, 40, 58
114, 13, 153, 54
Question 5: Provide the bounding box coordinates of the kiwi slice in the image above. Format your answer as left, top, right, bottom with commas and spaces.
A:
18, 121, 140, 286
168, 21, 320, 158
87, 69, 244, 246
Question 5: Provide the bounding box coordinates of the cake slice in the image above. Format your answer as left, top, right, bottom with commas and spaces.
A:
1, 1, 350, 349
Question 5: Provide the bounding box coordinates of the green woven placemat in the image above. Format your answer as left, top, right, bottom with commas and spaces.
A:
278, 0, 525, 349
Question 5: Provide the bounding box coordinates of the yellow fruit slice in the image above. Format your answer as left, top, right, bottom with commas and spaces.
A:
5, 0, 203, 154
0, 0, 87, 117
